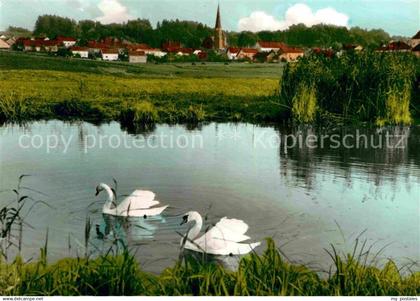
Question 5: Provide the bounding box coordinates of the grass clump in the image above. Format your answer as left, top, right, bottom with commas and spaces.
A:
291, 83, 317, 123
280, 52, 418, 125
120, 101, 159, 132
0, 238, 418, 296
184, 105, 206, 123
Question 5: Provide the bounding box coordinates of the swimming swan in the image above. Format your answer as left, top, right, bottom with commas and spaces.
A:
95, 183, 168, 217
180, 211, 260, 255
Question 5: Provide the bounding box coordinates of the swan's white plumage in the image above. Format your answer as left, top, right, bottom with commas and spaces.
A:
182, 211, 260, 256
97, 183, 167, 217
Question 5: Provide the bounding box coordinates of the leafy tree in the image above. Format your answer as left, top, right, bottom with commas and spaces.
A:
34, 15, 77, 37
237, 31, 258, 47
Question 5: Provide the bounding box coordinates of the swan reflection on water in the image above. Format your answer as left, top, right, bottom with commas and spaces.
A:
95, 213, 166, 244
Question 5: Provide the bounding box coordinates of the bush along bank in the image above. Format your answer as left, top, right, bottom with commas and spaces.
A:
280, 52, 419, 126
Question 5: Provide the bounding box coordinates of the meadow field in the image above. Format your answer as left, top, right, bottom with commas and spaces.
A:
0, 51, 284, 125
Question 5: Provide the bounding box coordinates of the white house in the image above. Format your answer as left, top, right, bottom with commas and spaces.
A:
71, 46, 89, 58
141, 48, 165, 58
256, 41, 286, 52
57, 36, 77, 48
101, 48, 119, 61
128, 51, 147, 63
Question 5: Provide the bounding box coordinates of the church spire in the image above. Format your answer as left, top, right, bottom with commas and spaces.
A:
215, 4, 221, 29
213, 3, 226, 50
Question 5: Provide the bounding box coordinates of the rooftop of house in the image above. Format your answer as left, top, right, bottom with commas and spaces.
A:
0, 39, 10, 48
258, 41, 287, 49
56, 36, 76, 42
71, 46, 89, 51
377, 41, 411, 51
412, 30, 420, 39
227, 47, 241, 53
412, 44, 420, 52
101, 48, 119, 54
239, 48, 258, 54
128, 43, 151, 50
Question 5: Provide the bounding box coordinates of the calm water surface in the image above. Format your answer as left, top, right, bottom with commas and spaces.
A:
0, 121, 419, 273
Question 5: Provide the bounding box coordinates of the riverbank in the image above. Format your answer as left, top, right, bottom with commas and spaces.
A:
0, 51, 285, 125
1, 239, 418, 296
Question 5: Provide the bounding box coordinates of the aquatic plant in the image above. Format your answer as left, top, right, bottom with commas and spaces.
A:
120, 101, 159, 127
291, 83, 317, 123
280, 51, 418, 125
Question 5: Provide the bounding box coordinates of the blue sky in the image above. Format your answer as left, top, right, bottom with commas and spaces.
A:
0, 0, 418, 36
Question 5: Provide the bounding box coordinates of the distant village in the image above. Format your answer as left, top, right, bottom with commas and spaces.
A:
1, 6, 419, 63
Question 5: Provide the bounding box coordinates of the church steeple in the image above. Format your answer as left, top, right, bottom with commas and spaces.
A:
214, 3, 226, 50
215, 4, 222, 29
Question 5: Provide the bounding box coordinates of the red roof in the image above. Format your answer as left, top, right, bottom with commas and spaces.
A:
128, 43, 150, 50
377, 41, 411, 51
312, 48, 335, 57
240, 48, 258, 54
258, 41, 286, 49
71, 46, 89, 51
56, 36, 76, 42
43, 40, 60, 46
227, 47, 240, 53
198, 52, 208, 59
101, 48, 119, 54
279, 45, 304, 54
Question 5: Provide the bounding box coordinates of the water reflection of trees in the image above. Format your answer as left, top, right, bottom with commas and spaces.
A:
276, 125, 420, 189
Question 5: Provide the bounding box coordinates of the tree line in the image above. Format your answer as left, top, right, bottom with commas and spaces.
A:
9, 14, 392, 49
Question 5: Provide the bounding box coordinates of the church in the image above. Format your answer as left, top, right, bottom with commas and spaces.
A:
213, 4, 227, 50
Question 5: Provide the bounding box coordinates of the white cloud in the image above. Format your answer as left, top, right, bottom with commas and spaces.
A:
95, 0, 134, 24
238, 3, 349, 32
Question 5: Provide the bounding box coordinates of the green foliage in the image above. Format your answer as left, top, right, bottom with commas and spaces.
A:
0, 52, 284, 124
34, 15, 77, 38
232, 24, 391, 49
3, 26, 32, 37
22, 14, 391, 49
281, 52, 418, 125
0, 239, 418, 296
291, 83, 317, 123
184, 105, 206, 123
120, 101, 159, 129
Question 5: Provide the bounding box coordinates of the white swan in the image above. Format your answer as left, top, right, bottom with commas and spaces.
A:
95, 183, 168, 217
180, 211, 260, 255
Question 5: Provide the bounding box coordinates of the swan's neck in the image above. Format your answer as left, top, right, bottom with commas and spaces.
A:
101, 184, 115, 211
187, 213, 203, 241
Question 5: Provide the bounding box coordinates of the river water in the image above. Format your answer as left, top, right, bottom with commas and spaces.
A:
0, 121, 419, 273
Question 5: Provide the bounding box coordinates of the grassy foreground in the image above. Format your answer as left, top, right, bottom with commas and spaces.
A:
0, 51, 283, 125
0, 239, 418, 296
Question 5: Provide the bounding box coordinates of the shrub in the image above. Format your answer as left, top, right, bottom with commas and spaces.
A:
120, 101, 159, 127
280, 52, 417, 125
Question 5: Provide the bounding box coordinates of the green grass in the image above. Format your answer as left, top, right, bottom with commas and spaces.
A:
0, 51, 284, 125
280, 51, 419, 125
0, 51, 283, 78
0, 239, 418, 296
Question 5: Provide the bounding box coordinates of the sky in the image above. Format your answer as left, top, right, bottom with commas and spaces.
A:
0, 0, 419, 36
